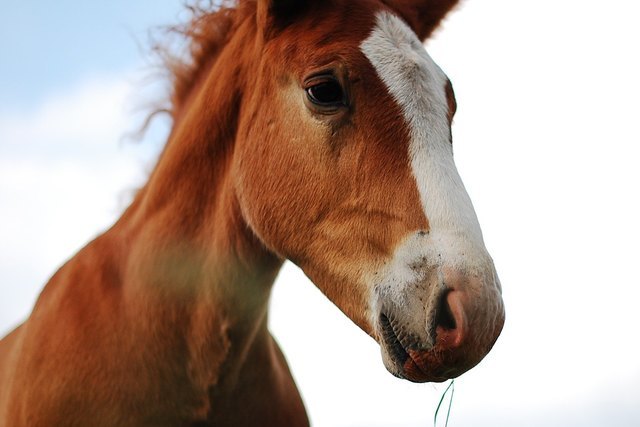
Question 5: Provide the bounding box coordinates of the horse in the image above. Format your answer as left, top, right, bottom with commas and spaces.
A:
0, 0, 505, 425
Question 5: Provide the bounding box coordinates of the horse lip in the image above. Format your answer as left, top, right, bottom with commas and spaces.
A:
379, 312, 449, 383
379, 313, 409, 366
403, 355, 450, 383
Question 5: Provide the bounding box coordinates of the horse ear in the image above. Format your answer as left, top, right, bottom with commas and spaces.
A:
384, 0, 461, 40
256, 0, 306, 37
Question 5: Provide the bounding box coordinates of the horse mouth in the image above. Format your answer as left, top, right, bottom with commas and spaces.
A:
379, 313, 449, 383
379, 313, 409, 364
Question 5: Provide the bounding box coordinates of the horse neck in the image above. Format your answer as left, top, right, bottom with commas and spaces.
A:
111, 20, 282, 389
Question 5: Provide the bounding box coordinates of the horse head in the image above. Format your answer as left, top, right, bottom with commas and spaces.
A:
230, 0, 505, 382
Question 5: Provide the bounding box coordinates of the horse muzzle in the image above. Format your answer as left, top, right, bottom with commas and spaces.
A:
375, 266, 505, 383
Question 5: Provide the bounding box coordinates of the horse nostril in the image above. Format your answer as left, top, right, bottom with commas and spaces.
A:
435, 290, 456, 330
434, 290, 467, 349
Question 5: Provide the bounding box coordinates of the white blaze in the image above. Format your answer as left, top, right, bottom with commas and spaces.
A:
361, 12, 497, 319
361, 11, 484, 246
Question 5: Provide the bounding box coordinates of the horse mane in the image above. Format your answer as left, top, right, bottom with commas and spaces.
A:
157, 1, 254, 118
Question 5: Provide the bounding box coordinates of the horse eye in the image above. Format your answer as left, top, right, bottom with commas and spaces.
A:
306, 79, 344, 106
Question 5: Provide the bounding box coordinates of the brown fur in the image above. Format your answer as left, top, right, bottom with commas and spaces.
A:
384, 0, 461, 39
0, 1, 498, 425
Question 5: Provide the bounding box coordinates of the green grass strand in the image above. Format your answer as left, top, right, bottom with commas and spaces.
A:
433, 379, 455, 427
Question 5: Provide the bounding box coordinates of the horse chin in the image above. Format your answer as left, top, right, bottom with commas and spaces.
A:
402, 358, 449, 383
380, 344, 455, 384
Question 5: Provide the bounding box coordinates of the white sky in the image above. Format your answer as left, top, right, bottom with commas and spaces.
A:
1, 1, 639, 426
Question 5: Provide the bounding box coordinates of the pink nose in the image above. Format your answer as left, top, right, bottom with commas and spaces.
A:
434, 290, 468, 350
403, 282, 505, 383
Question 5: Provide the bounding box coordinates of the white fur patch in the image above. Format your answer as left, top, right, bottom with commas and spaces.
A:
361, 12, 497, 320
361, 11, 483, 244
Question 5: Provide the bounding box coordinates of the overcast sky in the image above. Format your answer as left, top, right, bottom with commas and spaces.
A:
1, 1, 639, 426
